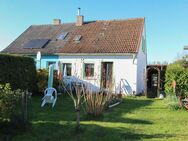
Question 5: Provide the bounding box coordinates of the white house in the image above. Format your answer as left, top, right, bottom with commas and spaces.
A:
58, 15, 147, 95
2, 10, 147, 95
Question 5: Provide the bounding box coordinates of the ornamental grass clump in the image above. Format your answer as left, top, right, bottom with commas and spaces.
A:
84, 90, 112, 117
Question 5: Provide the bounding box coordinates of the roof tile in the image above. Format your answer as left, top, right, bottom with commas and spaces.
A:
2, 18, 144, 55
60, 18, 144, 54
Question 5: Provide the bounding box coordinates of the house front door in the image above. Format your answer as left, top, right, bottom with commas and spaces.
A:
101, 62, 113, 89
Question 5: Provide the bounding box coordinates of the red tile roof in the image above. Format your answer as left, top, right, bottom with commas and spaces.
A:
60, 18, 144, 54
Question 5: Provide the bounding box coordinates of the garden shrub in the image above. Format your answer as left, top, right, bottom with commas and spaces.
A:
37, 69, 48, 93
0, 84, 22, 120
36, 69, 59, 94
164, 94, 180, 110
0, 54, 37, 93
0, 83, 31, 139
0, 83, 29, 120
165, 59, 188, 98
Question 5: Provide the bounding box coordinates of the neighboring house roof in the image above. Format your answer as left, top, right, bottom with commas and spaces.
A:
2, 23, 75, 55
2, 18, 144, 55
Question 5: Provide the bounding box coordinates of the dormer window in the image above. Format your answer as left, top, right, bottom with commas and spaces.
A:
57, 32, 68, 40
73, 35, 82, 42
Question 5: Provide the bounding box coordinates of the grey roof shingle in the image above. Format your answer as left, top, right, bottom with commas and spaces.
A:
2, 23, 75, 55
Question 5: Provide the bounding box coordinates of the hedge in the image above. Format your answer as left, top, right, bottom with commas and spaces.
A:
0, 54, 37, 93
165, 59, 188, 97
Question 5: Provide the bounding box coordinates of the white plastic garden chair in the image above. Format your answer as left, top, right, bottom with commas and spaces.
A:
41, 87, 57, 107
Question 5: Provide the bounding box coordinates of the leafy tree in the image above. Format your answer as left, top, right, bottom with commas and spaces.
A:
165, 59, 188, 98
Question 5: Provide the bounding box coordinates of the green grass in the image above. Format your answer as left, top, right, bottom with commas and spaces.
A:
12, 95, 188, 141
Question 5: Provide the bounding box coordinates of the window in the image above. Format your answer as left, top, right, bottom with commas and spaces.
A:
73, 35, 82, 42
84, 63, 94, 77
62, 63, 72, 76
47, 61, 56, 68
57, 32, 68, 40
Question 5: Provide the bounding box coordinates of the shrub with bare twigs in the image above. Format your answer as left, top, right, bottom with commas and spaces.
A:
83, 90, 112, 117
63, 82, 85, 128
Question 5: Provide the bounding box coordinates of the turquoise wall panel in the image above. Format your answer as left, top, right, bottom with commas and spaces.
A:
31, 55, 59, 70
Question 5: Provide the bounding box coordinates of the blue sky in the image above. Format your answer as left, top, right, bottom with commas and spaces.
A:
0, 0, 188, 62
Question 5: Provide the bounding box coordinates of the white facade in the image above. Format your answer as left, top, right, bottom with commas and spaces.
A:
59, 53, 146, 95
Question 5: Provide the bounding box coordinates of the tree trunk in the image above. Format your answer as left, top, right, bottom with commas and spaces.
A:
76, 108, 80, 128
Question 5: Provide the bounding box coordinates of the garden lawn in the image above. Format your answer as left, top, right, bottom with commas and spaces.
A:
12, 96, 188, 141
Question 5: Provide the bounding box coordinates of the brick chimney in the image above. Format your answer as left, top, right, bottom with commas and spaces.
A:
76, 8, 84, 26
53, 19, 61, 25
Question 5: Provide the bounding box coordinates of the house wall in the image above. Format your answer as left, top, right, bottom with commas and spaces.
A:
59, 55, 137, 95
135, 26, 147, 94
32, 55, 59, 69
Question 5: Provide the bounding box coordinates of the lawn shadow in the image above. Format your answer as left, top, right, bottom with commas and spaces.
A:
31, 95, 76, 122
31, 96, 154, 125
84, 97, 154, 125
12, 121, 174, 141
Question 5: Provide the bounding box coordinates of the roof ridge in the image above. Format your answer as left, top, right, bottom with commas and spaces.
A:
30, 17, 144, 26
31, 22, 75, 26
96, 17, 145, 22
